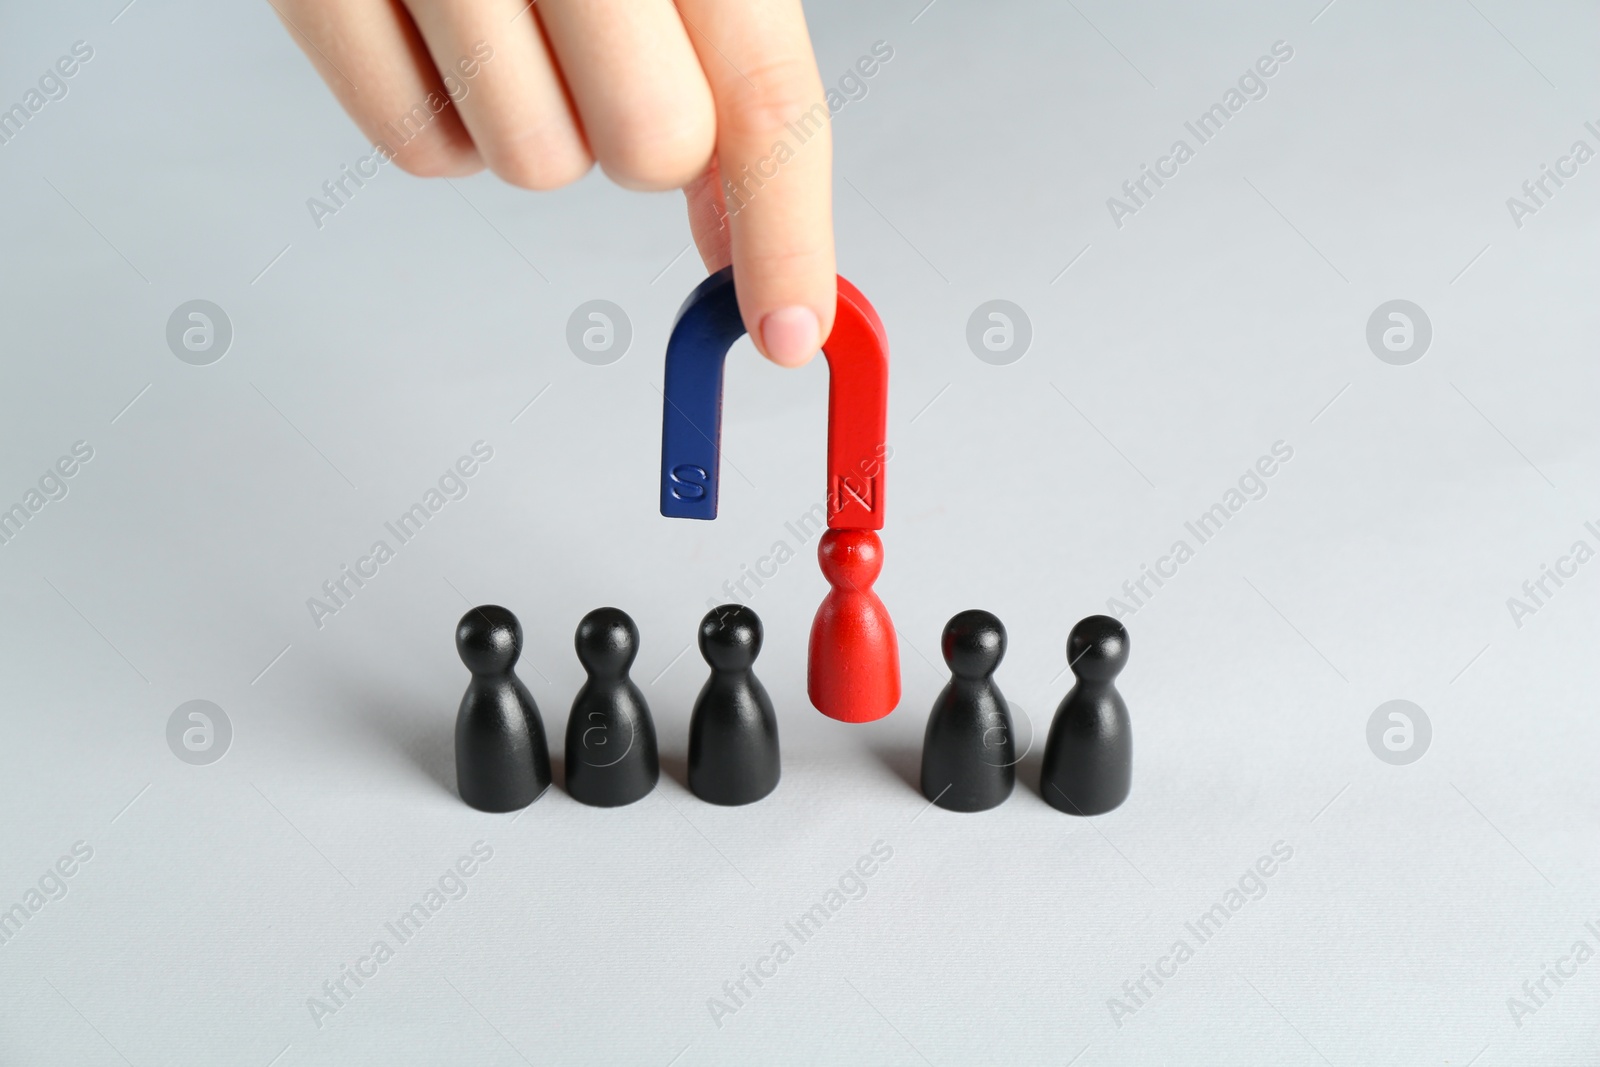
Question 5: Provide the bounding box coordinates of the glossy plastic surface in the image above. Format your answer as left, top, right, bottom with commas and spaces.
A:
659, 267, 889, 529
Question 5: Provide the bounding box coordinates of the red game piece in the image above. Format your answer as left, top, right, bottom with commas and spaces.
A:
808, 529, 900, 723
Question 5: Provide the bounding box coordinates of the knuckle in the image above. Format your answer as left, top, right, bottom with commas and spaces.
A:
599, 114, 715, 191
485, 135, 592, 191
738, 243, 834, 276
719, 56, 825, 141
387, 138, 479, 179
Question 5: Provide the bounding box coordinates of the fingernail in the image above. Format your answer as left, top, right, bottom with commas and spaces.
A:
759, 306, 820, 367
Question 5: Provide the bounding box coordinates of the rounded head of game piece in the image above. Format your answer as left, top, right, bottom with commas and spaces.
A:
575, 607, 639, 677
1067, 614, 1129, 681
456, 605, 521, 675
941, 609, 1006, 680
699, 604, 763, 672
817, 528, 883, 589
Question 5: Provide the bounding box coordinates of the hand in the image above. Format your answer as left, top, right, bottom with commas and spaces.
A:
271, 0, 836, 365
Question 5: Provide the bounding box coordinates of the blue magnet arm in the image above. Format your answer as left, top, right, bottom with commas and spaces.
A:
660, 266, 745, 520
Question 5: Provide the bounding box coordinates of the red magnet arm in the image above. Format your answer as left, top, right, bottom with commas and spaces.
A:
824, 277, 890, 530
658, 267, 889, 529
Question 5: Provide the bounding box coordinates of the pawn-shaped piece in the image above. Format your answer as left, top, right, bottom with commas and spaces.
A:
689, 605, 781, 805
565, 607, 660, 807
455, 605, 551, 812
808, 529, 901, 723
921, 609, 1015, 812
1041, 615, 1131, 816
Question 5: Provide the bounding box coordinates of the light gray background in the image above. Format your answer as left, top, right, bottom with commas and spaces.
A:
1, 0, 1597, 1063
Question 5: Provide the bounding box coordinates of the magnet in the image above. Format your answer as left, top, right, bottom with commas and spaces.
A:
659, 267, 889, 529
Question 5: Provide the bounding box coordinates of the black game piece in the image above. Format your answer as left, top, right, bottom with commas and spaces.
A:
565, 607, 660, 807
1041, 615, 1131, 816
689, 605, 781, 806
454, 605, 551, 812
920, 609, 1015, 812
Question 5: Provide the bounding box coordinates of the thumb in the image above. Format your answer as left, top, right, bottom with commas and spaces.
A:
684, 157, 733, 274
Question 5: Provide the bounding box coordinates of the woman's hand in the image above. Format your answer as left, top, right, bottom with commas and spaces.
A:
272, 0, 836, 364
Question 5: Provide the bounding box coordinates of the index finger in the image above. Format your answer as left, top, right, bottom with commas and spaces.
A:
675, 0, 835, 368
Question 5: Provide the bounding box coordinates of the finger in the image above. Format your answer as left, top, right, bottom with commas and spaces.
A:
675, 0, 834, 367
270, 0, 481, 177
535, 0, 716, 191
684, 156, 731, 272
397, 0, 591, 190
